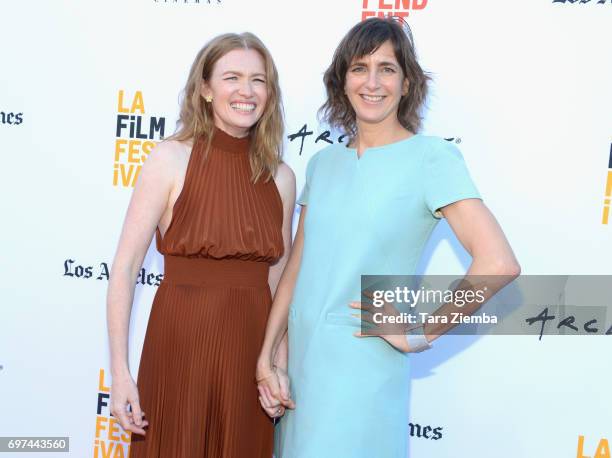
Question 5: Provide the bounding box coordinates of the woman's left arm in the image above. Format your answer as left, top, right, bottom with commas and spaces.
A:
443, 199, 520, 276
352, 198, 521, 351
422, 198, 521, 343
268, 162, 296, 369
269, 162, 296, 296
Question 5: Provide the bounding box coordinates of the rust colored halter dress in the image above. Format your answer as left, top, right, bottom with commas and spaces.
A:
130, 127, 283, 458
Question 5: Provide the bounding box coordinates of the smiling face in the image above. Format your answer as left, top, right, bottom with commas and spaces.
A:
201, 48, 268, 138
344, 40, 409, 130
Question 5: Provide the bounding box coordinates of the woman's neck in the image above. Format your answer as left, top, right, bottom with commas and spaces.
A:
351, 118, 411, 153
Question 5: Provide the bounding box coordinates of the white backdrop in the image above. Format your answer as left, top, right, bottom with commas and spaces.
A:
1, 1, 611, 457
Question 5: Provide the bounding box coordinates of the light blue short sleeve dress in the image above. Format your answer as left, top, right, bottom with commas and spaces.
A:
275, 134, 482, 458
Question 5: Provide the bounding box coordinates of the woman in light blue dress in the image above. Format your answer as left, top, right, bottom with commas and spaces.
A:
256, 18, 520, 457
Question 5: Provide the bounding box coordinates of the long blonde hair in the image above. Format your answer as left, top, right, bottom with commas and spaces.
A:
169, 32, 284, 182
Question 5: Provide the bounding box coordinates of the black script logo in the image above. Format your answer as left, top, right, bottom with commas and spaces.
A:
552, 0, 611, 4
63, 258, 163, 287
287, 123, 348, 155
409, 422, 443, 440
0, 111, 23, 125
525, 307, 612, 340
288, 123, 460, 155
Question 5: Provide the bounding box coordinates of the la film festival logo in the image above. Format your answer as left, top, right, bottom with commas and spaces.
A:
113, 90, 166, 188
362, 0, 428, 21
602, 143, 612, 225
93, 369, 131, 458
576, 435, 610, 458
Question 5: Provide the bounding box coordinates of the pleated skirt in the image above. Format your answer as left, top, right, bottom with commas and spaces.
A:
130, 256, 274, 458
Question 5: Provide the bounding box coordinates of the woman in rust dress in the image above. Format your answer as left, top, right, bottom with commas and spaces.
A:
106, 32, 295, 458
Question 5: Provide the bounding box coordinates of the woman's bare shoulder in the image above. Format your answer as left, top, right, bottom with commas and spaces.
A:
273, 162, 296, 205
145, 138, 192, 171
153, 138, 192, 160
274, 162, 296, 184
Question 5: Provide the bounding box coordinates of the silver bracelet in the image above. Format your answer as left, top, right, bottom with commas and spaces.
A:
406, 325, 432, 353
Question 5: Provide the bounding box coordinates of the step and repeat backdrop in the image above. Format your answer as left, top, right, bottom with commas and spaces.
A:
1, 1, 611, 457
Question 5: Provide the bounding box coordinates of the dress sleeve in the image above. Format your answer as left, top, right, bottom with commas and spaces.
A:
423, 139, 482, 219
297, 152, 319, 206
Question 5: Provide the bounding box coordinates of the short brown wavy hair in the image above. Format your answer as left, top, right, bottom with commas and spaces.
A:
319, 17, 430, 137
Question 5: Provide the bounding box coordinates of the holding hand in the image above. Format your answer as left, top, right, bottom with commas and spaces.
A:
256, 366, 296, 419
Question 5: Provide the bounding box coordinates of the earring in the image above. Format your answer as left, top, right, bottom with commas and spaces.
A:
204, 95, 213, 103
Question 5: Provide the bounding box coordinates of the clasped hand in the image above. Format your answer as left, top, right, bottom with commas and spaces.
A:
256, 366, 295, 419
